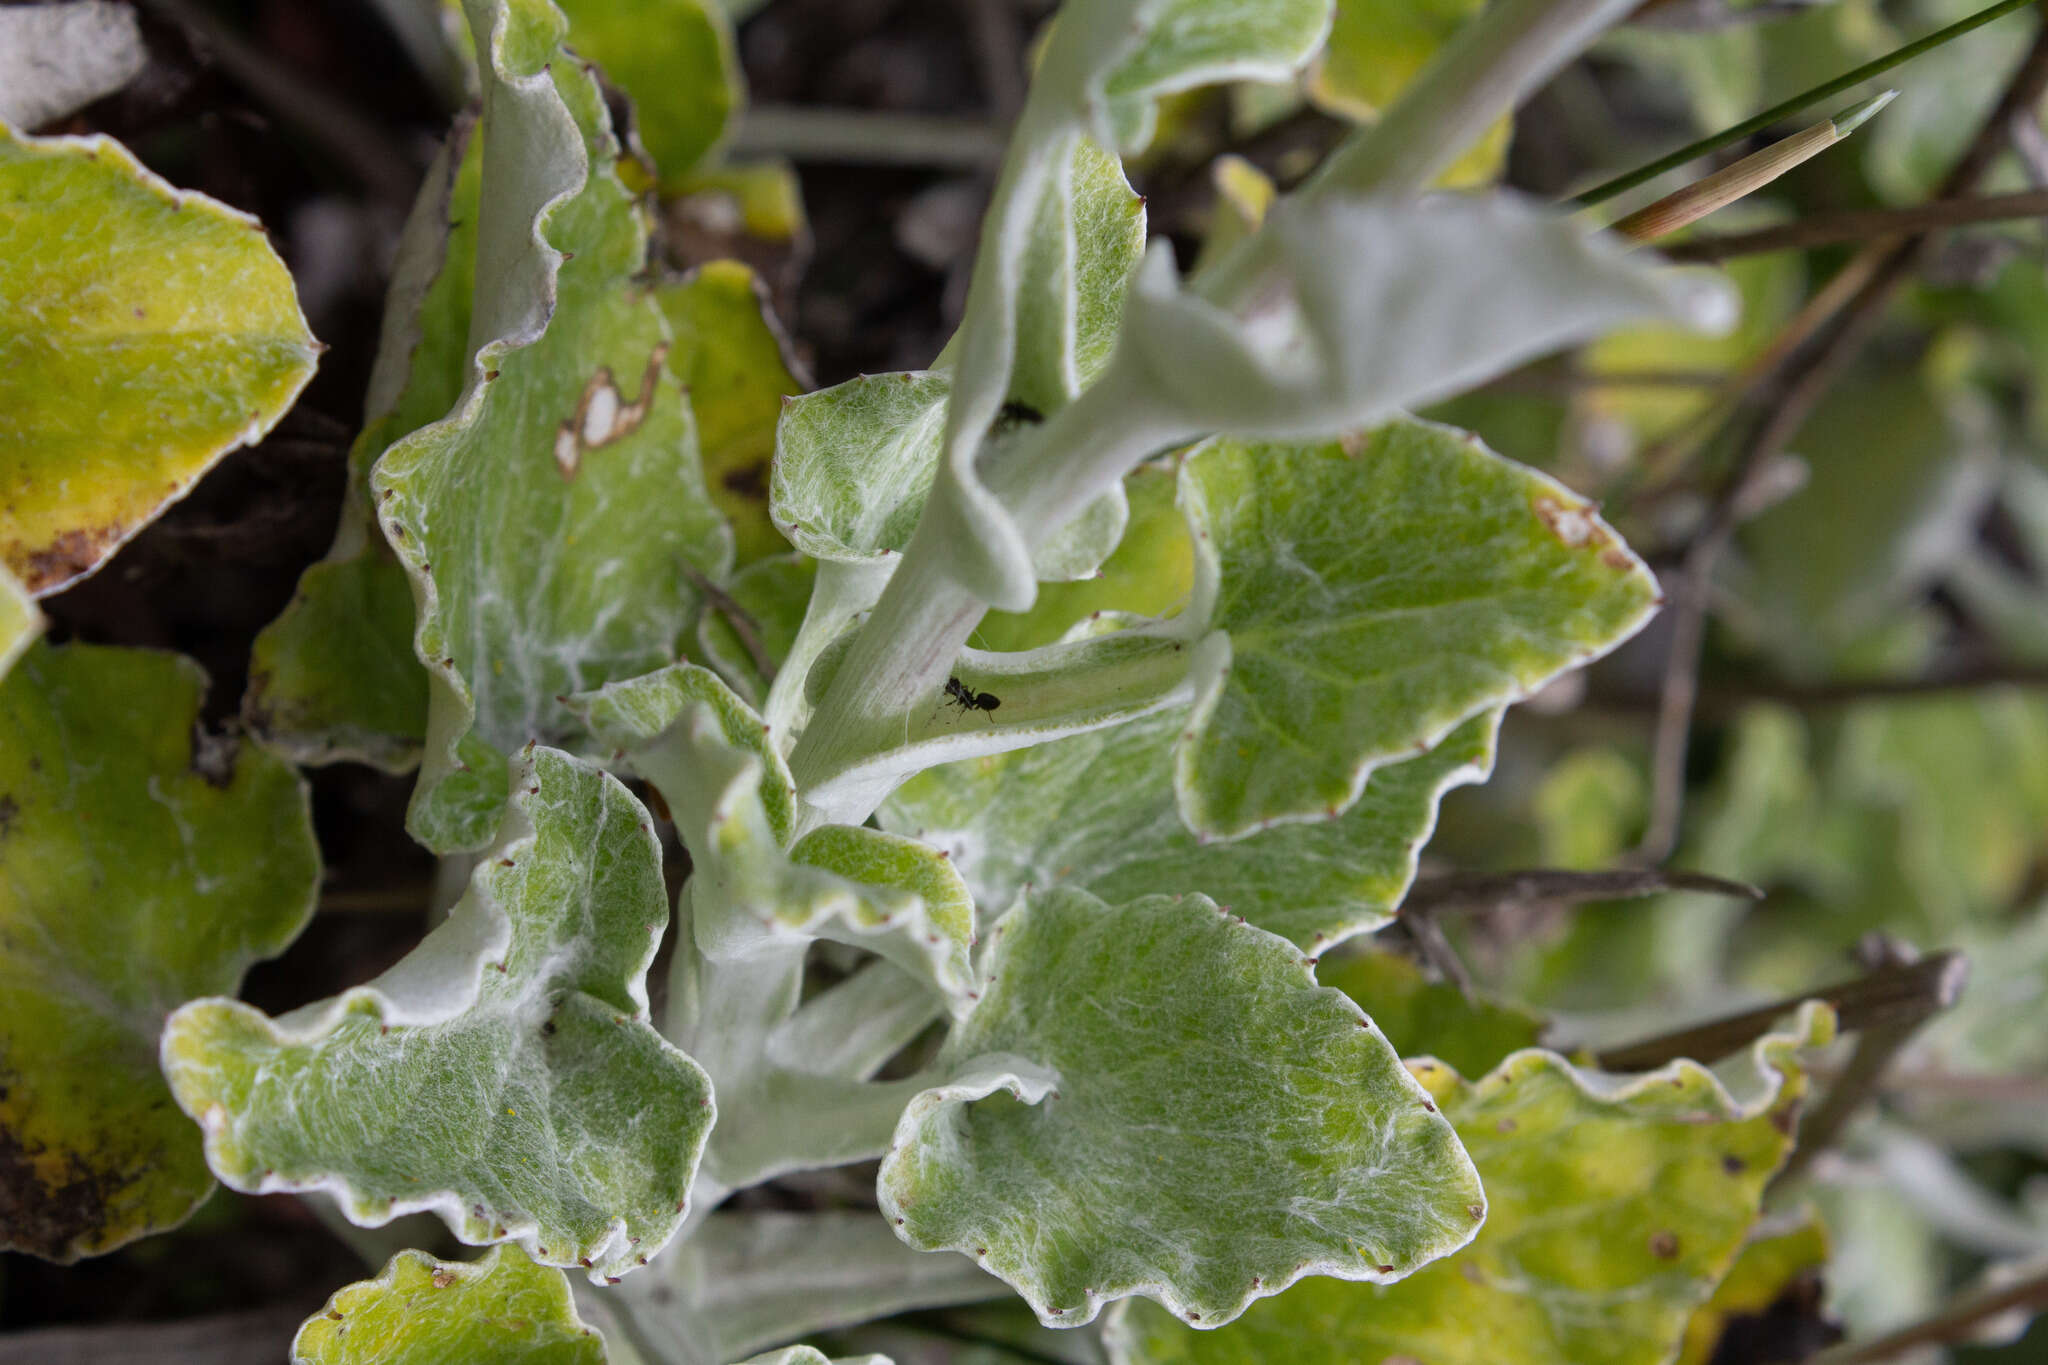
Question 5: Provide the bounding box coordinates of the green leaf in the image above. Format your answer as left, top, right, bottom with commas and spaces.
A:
1737, 364, 1997, 671
771, 136, 1143, 583
1116, 194, 1731, 448
245, 122, 482, 769
162, 746, 713, 1282
554, 0, 740, 186
1309, 0, 1508, 185
0, 119, 318, 595
577, 664, 976, 999
292, 1245, 608, 1364
658, 260, 806, 568
1175, 422, 1660, 839
1097, 0, 1333, 151
697, 553, 815, 709
1315, 947, 1544, 1080
880, 705, 1498, 950
878, 887, 1484, 1329
970, 462, 1193, 654
0, 642, 318, 1260
1104, 1003, 1834, 1365
377, 1, 732, 851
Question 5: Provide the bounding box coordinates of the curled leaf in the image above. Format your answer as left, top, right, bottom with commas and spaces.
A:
163, 747, 712, 1282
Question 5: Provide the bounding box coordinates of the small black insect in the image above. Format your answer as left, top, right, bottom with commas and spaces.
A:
944, 676, 1001, 719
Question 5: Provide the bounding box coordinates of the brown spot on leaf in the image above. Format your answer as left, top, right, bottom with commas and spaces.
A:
0, 1115, 113, 1260
554, 343, 670, 478
432, 1269, 458, 1288
21, 526, 117, 595
1649, 1231, 1680, 1259
1531, 495, 1611, 552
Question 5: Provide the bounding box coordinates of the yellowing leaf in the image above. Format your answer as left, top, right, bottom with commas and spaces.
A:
293, 1245, 608, 1364
0, 120, 318, 594
0, 642, 319, 1261
1106, 1004, 1834, 1365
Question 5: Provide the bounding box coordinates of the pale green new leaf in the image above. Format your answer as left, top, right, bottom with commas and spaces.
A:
573, 664, 974, 998
0, 119, 318, 595
162, 747, 713, 1282
920, 0, 1328, 609
1175, 422, 1660, 838
0, 643, 318, 1261
245, 120, 481, 769
771, 137, 1142, 580
1104, 1003, 1835, 1365
1116, 193, 1732, 444
293, 1245, 607, 1364
733, 1350, 890, 1365
880, 706, 1498, 949
377, 0, 730, 851
879, 888, 1484, 1330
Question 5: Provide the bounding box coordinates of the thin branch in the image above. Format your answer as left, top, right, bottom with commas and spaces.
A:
1775, 938, 1946, 1186
727, 107, 1007, 168
1592, 950, 1969, 1072
1401, 907, 1479, 1001
1663, 188, 2048, 262
1810, 1265, 2048, 1364
1573, 0, 2039, 207
1403, 866, 1762, 915
1598, 662, 2048, 714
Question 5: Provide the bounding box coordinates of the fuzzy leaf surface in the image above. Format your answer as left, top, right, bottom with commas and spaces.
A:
879, 888, 1484, 1329
881, 706, 1496, 948
770, 138, 1141, 576
375, 0, 730, 851
293, 1245, 607, 1364
0, 120, 317, 595
577, 664, 975, 998
1105, 1004, 1834, 1365
163, 747, 712, 1281
0, 643, 318, 1261
1175, 423, 1660, 838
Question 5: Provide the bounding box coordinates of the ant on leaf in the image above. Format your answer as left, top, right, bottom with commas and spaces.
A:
944, 676, 1001, 720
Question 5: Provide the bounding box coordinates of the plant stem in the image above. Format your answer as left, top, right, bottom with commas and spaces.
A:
1404, 866, 1762, 915
1809, 1266, 2048, 1364
1574, 0, 2041, 208
1591, 951, 1969, 1072
1608, 92, 1896, 241
729, 106, 1008, 168
1663, 188, 2048, 262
